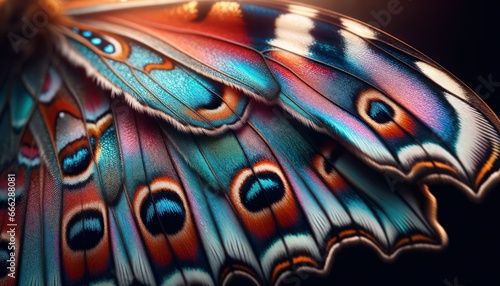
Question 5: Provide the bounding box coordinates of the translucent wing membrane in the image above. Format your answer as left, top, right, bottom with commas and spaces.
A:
1, 0, 499, 285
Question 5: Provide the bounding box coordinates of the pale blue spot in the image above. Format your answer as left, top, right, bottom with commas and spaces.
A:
146, 198, 183, 222
103, 44, 115, 54
246, 178, 279, 201
62, 148, 89, 175
91, 37, 102, 45
82, 31, 92, 37
69, 217, 102, 241
368, 101, 393, 123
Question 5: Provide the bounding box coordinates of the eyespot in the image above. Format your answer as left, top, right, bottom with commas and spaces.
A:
313, 143, 348, 192
357, 89, 416, 140
61, 202, 109, 283
198, 94, 223, 111
58, 137, 94, 187
133, 177, 198, 266
139, 190, 186, 236
367, 100, 395, 124
191, 86, 248, 124
239, 171, 285, 212
66, 209, 105, 251
61, 146, 91, 176
17, 132, 40, 167
230, 160, 299, 239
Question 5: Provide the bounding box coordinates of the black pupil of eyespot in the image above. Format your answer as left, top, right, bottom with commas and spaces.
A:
240, 172, 285, 212
368, 100, 395, 124
66, 210, 104, 251
199, 95, 223, 110
140, 190, 186, 236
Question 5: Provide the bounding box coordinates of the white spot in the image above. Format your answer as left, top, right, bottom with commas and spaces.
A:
416, 61, 468, 100
288, 4, 318, 18
62, 162, 94, 186
397, 142, 467, 179
161, 269, 215, 286
269, 13, 315, 56
341, 18, 376, 39
55, 113, 85, 152
17, 153, 40, 167
340, 29, 367, 58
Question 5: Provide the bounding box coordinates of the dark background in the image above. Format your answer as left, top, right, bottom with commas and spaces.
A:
287, 1, 500, 285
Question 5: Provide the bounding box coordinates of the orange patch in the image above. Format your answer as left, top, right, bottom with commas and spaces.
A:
270, 255, 319, 284
144, 58, 175, 73
475, 141, 499, 187
62, 20, 130, 61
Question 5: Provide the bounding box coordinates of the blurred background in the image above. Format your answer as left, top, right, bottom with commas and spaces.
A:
284, 1, 500, 285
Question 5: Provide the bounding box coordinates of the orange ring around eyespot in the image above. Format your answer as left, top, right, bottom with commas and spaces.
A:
195, 86, 245, 122
230, 160, 298, 240
61, 201, 109, 283
133, 177, 198, 264
313, 143, 348, 192
62, 20, 130, 61
357, 90, 416, 140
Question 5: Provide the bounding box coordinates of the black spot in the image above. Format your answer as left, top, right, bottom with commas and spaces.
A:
66, 209, 104, 251
240, 171, 285, 212
61, 146, 91, 176
193, 2, 215, 22
367, 100, 395, 124
242, 4, 280, 51
140, 190, 186, 236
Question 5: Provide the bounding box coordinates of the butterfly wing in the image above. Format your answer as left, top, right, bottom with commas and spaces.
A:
1, 0, 499, 285
0, 61, 446, 285
57, 0, 500, 194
